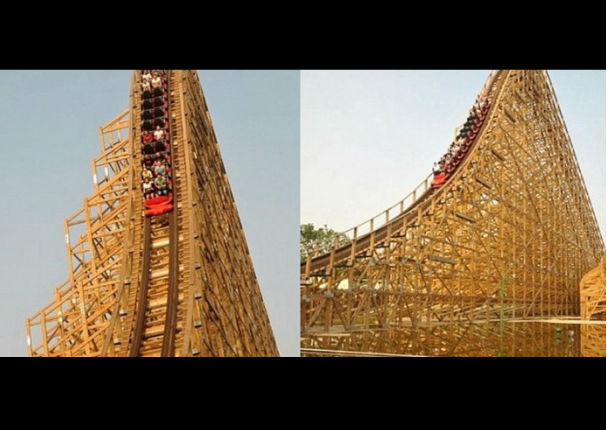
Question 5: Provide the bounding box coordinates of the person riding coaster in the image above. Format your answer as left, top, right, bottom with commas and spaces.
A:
144, 176, 173, 216
153, 117, 168, 128
143, 142, 155, 156
152, 87, 166, 97
142, 79, 151, 93
433, 100, 490, 188
431, 175, 447, 187
142, 107, 167, 121
142, 168, 153, 181
432, 162, 441, 176
143, 96, 167, 109
154, 140, 167, 153
140, 69, 173, 217
142, 119, 169, 131
143, 84, 167, 99
143, 170, 173, 213
143, 178, 155, 198
153, 125, 167, 141
142, 131, 154, 143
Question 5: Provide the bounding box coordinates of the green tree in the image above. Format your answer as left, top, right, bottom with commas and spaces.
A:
300, 223, 349, 262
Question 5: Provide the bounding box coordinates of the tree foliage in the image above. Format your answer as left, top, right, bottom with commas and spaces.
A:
300, 223, 349, 262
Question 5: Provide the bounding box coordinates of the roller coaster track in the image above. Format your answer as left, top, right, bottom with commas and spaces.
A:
303, 71, 507, 276
128, 212, 179, 356
129, 218, 152, 356
26, 70, 278, 357
121, 70, 179, 357
127, 70, 182, 357
301, 70, 604, 337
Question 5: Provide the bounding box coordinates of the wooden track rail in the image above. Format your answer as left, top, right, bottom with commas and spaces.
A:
126, 70, 180, 357
162, 209, 180, 356
129, 218, 152, 356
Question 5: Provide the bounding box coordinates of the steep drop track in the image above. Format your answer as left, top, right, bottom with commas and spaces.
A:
302, 70, 506, 276
128, 71, 180, 357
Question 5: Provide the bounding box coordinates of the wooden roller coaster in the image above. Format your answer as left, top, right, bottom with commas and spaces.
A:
26, 70, 278, 357
301, 70, 605, 342
579, 255, 606, 321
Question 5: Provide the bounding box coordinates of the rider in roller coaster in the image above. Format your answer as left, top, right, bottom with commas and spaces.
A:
431, 96, 490, 187
140, 69, 174, 216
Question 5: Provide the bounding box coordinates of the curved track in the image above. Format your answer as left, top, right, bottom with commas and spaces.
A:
302, 70, 507, 276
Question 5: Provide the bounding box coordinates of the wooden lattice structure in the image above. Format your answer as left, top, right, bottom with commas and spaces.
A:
301, 321, 594, 357
579, 256, 606, 320
26, 70, 278, 357
301, 70, 605, 339
580, 323, 606, 357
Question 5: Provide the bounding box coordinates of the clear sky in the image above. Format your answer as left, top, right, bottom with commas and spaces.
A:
0, 70, 299, 357
301, 70, 606, 245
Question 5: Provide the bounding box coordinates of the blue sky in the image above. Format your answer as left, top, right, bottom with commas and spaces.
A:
0, 70, 299, 357
301, 70, 605, 244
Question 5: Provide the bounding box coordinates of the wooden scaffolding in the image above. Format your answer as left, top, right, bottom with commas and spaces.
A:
26, 71, 278, 357
301, 70, 605, 339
